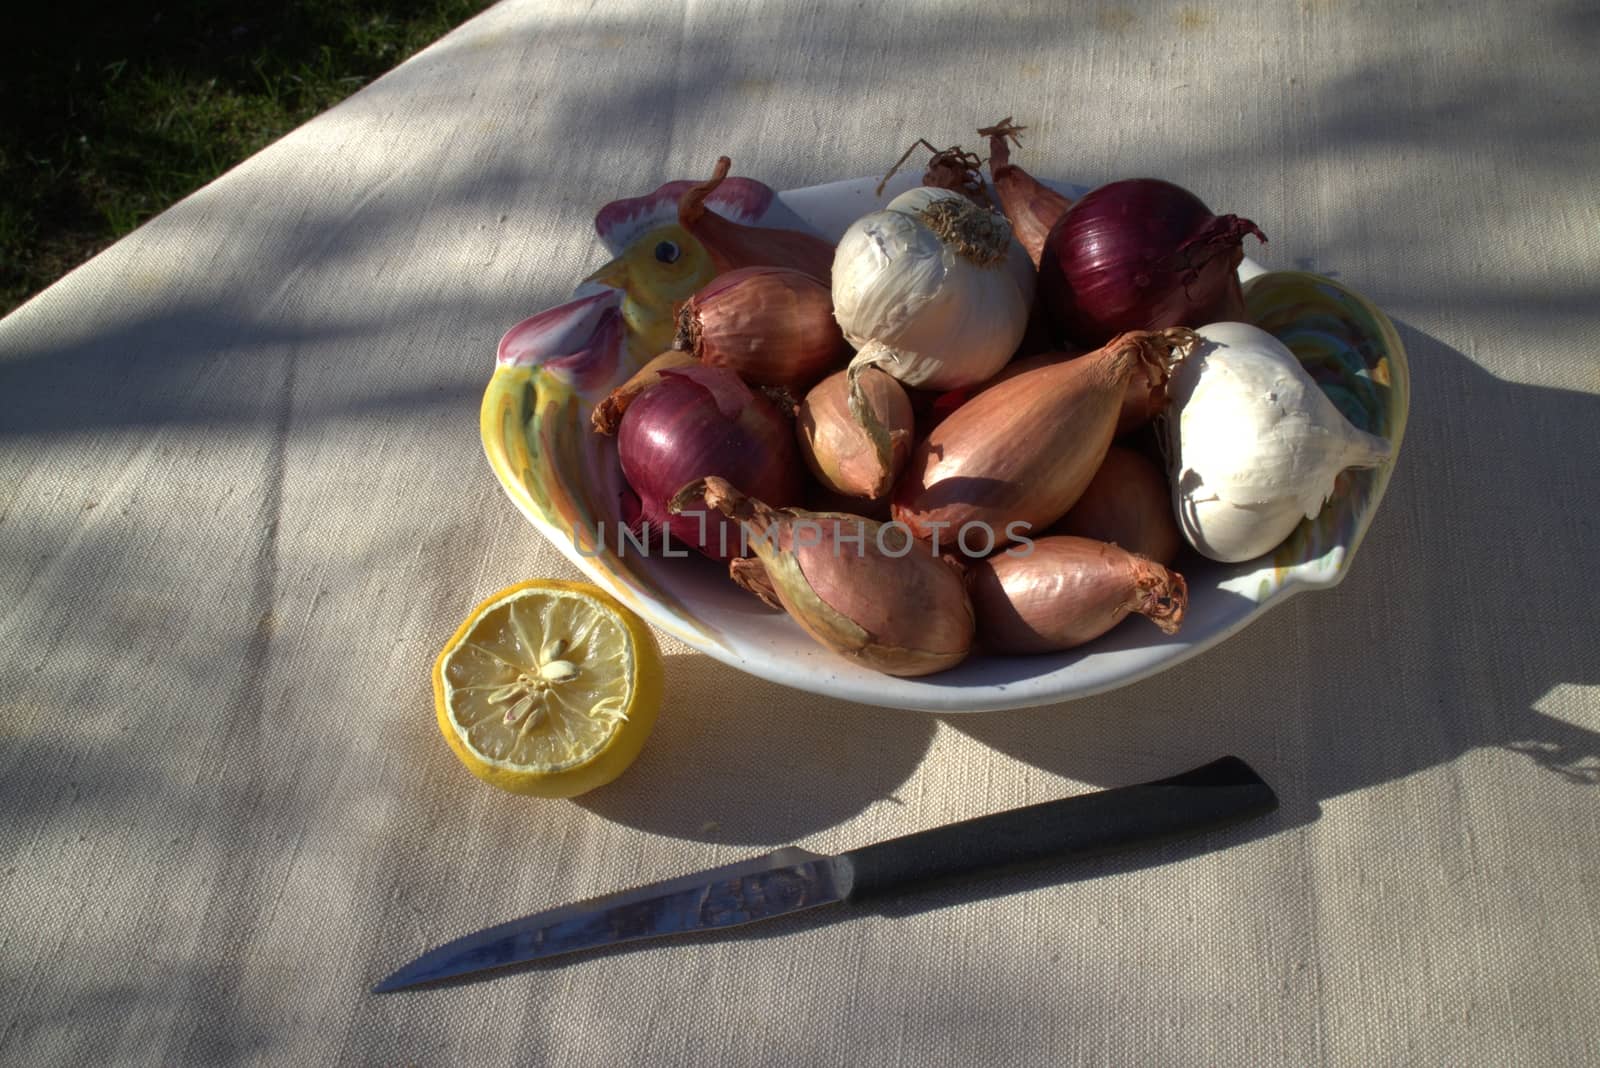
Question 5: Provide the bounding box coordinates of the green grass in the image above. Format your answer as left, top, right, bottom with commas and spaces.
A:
0, 1, 495, 316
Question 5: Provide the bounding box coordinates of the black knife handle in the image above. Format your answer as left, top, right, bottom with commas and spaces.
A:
838, 756, 1277, 901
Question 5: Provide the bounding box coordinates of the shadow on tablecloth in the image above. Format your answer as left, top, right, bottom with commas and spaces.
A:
945, 318, 1600, 803
575, 653, 939, 843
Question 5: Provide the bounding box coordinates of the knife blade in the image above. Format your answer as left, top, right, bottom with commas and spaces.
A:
372, 755, 1276, 993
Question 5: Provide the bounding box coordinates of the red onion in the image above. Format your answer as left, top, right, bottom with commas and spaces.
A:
1038, 179, 1265, 349
617, 365, 803, 560
591, 350, 697, 435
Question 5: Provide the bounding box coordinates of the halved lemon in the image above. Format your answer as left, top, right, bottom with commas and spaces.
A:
433, 580, 663, 798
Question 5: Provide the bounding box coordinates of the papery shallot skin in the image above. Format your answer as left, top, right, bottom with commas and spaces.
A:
924, 346, 1076, 431
729, 557, 783, 610
932, 346, 1157, 436
671, 477, 974, 677
968, 536, 1187, 654
1050, 446, 1182, 566
786, 522, 972, 677
797, 368, 914, 500
891, 329, 1197, 543
980, 119, 1073, 269
675, 266, 847, 392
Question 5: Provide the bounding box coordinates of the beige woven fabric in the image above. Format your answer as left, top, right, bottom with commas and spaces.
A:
3, 0, 1598, 1064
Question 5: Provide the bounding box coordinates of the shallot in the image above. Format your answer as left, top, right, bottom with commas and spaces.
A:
979, 118, 1072, 268
674, 266, 846, 391
670, 477, 974, 676
592, 350, 696, 434
893, 328, 1199, 543
968, 536, 1187, 653
1050, 446, 1182, 565
796, 368, 914, 500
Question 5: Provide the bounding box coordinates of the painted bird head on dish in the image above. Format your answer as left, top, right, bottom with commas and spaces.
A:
494, 176, 780, 395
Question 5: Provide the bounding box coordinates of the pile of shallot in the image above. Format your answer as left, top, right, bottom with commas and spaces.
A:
592, 131, 1390, 678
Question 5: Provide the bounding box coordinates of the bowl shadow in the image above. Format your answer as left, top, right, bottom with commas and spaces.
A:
942, 317, 1599, 805
574, 652, 938, 844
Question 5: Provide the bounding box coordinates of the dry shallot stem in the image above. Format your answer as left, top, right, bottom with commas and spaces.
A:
977, 117, 1027, 160
591, 350, 697, 435
679, 157, 733, 229
977, 117, 1073, 268
1106, 327, 1202, 393
672, 302, 701, 352
677, 158, 836, 281
876, 138, 992, 208
1134, 563, 1187, 634
1104, 327, 1201, 434
670, 476, 787, 531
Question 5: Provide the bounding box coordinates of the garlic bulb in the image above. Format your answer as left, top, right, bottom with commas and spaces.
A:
1164, 321, 1391, 563
832, 187, 1035, 391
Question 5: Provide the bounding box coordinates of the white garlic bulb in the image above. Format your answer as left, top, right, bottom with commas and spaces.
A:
1165, 321, 1391, 563
831, 187, 1035, 391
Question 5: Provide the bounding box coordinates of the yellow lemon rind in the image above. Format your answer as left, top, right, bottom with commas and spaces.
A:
432, 579, 663, 798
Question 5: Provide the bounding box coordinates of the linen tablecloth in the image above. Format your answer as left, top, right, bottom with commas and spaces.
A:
3, 1, 1597, 1063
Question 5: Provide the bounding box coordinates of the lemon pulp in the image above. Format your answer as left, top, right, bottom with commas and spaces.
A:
434, 580, 662, 797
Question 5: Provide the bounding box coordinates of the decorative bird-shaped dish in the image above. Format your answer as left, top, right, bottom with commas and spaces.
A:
480, 172, 1408, 712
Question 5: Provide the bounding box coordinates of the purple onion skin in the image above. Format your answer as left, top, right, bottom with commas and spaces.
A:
617, 366, 803, 561
1038, 179, 1265, 350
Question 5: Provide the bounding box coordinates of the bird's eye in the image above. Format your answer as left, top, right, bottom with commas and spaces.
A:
654, 240, 681, 264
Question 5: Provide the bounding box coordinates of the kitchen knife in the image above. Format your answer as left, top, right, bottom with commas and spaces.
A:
372, 755, 1275, 993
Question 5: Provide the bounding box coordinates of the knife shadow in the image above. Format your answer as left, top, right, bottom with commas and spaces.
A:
374, 795, 1312, 995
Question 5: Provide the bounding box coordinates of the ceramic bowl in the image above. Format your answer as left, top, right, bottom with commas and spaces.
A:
480, 172, 1408, 711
